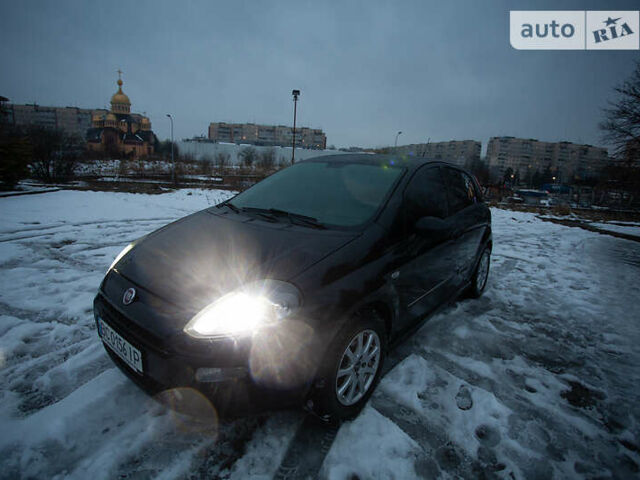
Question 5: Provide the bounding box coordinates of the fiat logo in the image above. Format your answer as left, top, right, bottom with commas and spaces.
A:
122, 287, 136, 305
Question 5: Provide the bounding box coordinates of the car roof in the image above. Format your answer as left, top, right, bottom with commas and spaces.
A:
300, 153, 457, 174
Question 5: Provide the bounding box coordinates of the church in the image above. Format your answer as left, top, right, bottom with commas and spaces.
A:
86, 72, 156, 158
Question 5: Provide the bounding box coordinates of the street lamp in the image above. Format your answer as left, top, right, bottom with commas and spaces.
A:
291, 89, 300, 164
394, 131, 402, 149
166, 114, 175, 184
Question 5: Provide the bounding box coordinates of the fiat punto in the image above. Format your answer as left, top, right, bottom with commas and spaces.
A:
94, 154, 491, 419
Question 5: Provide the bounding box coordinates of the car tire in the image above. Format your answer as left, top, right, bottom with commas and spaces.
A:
310, 309, 387, 422
468, 247, 490, 298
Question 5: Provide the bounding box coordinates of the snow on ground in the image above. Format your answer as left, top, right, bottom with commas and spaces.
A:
322, 208, 640, 479
589, 222, 640, 238
1, 191, 640, 479
538, 212, 640, 239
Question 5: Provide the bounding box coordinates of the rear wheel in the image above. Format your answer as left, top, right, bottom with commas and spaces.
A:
311, 310, 386, 421
468, 247, 490, 298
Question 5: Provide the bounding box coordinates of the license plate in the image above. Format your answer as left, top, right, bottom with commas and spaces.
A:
98, 317, 143, 374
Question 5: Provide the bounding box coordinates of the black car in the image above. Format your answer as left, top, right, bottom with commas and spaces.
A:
94, 154, 491, 420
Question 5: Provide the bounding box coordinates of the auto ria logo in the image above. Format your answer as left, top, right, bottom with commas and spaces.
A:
510, 11, 639, 50
593, 16, 634, 44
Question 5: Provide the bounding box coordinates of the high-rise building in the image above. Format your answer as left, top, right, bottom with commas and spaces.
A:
486, 137, 609, 182
208, 122, 327, 149
6, 103, 97, 138
393, 140, 481, 167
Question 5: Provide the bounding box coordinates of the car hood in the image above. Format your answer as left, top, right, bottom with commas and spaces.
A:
113, 209, 357, 312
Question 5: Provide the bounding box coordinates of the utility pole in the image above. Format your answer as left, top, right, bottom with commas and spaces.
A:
166, 114, 175, 184
421, 137, 431, 157
291, 90, 300, 164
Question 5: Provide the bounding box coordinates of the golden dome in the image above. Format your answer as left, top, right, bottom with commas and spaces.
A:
140, 116, 151, 131
111, 76, 131, 105
111, 90, 131, 105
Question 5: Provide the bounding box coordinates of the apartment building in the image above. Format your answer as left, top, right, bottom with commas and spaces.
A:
486, 137, 609, 181
394, 140, 481, 167
7, 103, 98, 137
208, 122, 327, 149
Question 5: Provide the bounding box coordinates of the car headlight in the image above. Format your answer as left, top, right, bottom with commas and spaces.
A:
183, 280, 302, 338
108, 243, 134, 272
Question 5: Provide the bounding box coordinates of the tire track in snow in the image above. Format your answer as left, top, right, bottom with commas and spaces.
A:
370, 392, 486, 479
273, 415, 340, 480
270, 336, 430, 479
0, 217, 176, 243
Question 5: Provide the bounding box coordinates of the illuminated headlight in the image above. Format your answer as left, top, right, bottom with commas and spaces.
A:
108, 243, 134, 272
183, 280, 302, 338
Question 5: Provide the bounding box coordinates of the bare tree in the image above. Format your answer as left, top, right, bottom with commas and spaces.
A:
28, 127, 61, 180
27, 127, 82, 182
198, 156, 213, 176
239, 146, 257, 170
215, 152, 229, 171
155, 139, 180, 158
0, 127, 32, 188
600, 61, 640, 162
258, 147, 276, 171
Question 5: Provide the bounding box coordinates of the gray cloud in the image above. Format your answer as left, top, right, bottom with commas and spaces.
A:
1, 0, 638, 150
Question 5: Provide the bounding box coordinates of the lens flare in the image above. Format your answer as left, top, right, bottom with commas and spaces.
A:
153, 387, 219, 435
185, 293, 272, 337
249, 319, 316, 390
184, 280, 301, 338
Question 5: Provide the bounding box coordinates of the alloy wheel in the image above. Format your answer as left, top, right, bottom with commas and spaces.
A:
335, 329, 381, 406
476, 250, 490, 292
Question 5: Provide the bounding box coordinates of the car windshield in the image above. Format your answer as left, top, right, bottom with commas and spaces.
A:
227, 161, 404, 227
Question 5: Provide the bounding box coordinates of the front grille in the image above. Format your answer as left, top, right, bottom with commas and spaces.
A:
96, 294, 170, 357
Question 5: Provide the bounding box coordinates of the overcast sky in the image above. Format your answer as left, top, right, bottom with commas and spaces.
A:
1, 0, 639, 150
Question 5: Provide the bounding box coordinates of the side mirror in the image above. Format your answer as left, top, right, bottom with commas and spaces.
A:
414, 216, 452, 238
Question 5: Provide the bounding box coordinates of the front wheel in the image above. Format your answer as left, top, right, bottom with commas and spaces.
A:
311, 310, 386, 421
468, 247, 490, 298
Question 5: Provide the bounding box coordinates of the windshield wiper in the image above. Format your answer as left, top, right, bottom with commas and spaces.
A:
240, 207, 326, 229
217, 201, 240, 213
239, 206, 280, 222
267, 208, 327, 229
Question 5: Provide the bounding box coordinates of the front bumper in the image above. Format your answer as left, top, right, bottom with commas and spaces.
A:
93, 293, 308, 416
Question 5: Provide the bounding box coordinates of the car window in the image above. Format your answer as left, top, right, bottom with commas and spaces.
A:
403, 166, 449, 220
442, 167, 476, 214
229, 161, 404, 228
470, 175, 484, 202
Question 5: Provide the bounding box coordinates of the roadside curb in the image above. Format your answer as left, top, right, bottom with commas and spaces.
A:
0, 189, 61, 198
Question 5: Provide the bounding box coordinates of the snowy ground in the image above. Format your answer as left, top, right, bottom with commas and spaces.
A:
1, 190, 639, 479
589, 222, 640, 238
538, 213, 640, 240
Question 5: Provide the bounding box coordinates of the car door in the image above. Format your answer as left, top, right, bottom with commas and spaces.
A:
441, 167, 487, 285
392, 165, 460, 330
